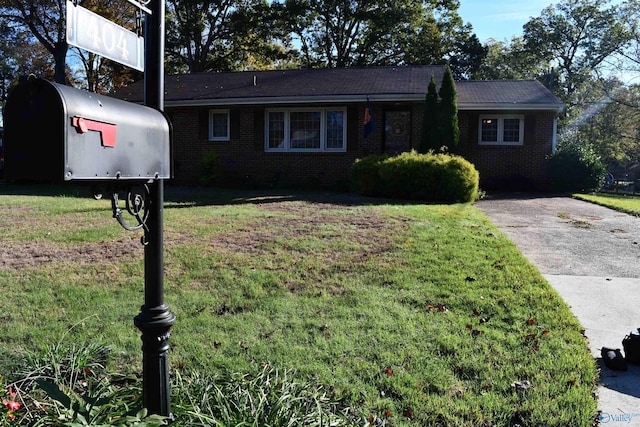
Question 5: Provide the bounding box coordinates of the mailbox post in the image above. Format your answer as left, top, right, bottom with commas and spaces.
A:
134, 0, 176, 419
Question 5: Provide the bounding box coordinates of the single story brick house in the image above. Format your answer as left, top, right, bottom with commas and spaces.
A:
115, 66, 563, 190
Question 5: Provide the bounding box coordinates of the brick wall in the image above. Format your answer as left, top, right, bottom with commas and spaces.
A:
457, 110, 556, 191
167, 103, 389, 188
167, 104, 556, 191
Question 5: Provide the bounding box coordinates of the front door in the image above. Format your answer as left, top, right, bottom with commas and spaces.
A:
384, 111, 411, 155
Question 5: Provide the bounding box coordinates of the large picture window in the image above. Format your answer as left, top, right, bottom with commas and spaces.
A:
479, 115, 524, 146
209, 109, 230, 141
266, 108, 347, 152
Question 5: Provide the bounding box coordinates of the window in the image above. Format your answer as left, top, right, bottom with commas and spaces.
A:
479, 115, 524, 146
266, 108, 347, 152
209, 110, 230, 141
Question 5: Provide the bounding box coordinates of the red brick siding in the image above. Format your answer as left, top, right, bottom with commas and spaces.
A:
167, 103, 555, 190
167, 103, 391, 188
456, 110, 555, 190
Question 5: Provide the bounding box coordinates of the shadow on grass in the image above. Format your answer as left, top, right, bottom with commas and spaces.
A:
0, 181, 439, 209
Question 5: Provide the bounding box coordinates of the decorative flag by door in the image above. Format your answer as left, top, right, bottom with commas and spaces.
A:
363, 98, 375, 138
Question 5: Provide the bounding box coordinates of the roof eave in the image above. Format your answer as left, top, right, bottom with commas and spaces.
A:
164, 94, 427, 107
457, 102, 564, 114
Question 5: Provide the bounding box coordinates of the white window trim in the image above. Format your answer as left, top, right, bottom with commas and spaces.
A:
478, 114, 524, 146
209, 109, 230, 142
265, 107, 347, 153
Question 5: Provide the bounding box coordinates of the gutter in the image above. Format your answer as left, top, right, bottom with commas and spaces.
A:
164, 94, 425, 106
456, 102, 564, 114
165, 96, 564, 113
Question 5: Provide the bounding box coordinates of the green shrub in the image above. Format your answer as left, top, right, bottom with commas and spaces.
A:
349, 154, 388, 196
200, 150, 219, 186
548, 133, 606, 192
351, 150, 479, 203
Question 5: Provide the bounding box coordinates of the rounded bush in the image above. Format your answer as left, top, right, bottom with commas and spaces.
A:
350, 154, 388, 196
351, 150, 479, 203
547, 138, 606, 193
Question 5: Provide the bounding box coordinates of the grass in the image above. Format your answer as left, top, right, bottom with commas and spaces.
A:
574, 192, 640, 216
0, 184, 598, 426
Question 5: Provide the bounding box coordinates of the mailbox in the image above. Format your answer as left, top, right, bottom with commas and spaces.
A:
4, 77, 171, 182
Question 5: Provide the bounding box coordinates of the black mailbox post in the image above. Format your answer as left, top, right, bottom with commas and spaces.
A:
4, 78, 171, 182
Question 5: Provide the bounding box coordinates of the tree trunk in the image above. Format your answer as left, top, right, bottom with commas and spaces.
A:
53, 41, 68, 84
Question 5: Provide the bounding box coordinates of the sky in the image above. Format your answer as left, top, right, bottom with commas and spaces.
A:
457, 0, 557, 44
457, 0, 636, 83
457, 0, 625, 44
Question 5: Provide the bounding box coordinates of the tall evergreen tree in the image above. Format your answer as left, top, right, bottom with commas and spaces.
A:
420, 74, 441, 153
438, 65, 459, 150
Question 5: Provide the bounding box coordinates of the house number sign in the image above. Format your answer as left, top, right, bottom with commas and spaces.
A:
66, 0, 144, 71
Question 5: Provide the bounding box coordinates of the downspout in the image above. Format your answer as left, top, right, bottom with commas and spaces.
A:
552, 103, 563, 154
552, 116, 558, 154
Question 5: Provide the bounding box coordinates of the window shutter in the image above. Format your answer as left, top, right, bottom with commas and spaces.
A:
524, 115, 536, 143
254, 108, 265, 151
230, 109, 240, 139
198, 108, 209, 140
347, 105, 358, 152
470, 113, 479, 143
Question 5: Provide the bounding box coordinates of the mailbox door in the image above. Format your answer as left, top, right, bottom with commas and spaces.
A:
4, 80, 66, 181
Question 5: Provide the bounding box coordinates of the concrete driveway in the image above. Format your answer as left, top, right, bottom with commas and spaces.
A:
476, 194, 640, 426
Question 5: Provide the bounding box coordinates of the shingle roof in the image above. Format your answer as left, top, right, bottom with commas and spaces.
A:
117, 66, 446, 104
456, 80, 563, 111
114, 66, 563, 112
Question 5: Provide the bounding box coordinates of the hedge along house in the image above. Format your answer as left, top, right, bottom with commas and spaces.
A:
116, 66, 563, 190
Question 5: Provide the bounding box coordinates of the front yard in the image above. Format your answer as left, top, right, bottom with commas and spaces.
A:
0, 185, 597, 426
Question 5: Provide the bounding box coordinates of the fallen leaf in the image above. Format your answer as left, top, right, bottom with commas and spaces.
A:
384, 367, 394, 376
526, 317, 537, 325
473, 309, 481, 316
453, 385, 465, 396
511, 380, 532, 392
404, 407, 414, 418
465, 324, 473, 330
384, 409, 393, 418
542, 329, 550, 335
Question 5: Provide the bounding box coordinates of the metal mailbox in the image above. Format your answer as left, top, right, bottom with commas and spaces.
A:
4, 77, 171, 182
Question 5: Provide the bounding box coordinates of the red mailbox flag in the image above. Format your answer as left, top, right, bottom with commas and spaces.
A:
72, 116, 117, 147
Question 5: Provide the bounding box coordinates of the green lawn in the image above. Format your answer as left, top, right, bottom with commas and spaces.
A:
0, 185, 597, 426
574, 192, 640, 216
